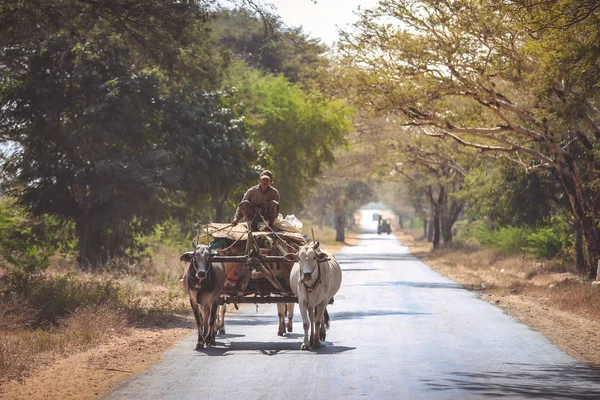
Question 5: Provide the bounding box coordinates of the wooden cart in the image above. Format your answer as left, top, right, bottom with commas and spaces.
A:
203, 223, 306, 306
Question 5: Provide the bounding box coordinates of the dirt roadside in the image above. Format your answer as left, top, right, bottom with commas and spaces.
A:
0, 237, 358, 400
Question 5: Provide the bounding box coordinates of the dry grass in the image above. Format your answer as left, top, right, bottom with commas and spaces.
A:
0, 305, 128, 384
301, 221, 359, 247
0, 246, 191, 384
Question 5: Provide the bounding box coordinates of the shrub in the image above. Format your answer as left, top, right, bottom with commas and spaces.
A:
524, 217, 571, 259
471, 224, 531, 255
1, 272, 132, 326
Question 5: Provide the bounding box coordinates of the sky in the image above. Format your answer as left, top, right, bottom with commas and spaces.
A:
266, 0, 379, 46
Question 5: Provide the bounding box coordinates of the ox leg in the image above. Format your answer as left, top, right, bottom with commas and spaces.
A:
308, 306, 316, 349
199, 304, 210, 348
299, 300, 310, 350
277, 303, 286, 336
286, 303, 294, 333
312, 304, 324, 348
190, 298, 204, 350
207, 301, 218, 346
317, 301, 329, 344
320, 307, 330, 342
216, 304, 226, 335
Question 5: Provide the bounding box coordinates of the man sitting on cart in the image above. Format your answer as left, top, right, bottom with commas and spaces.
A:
231, 170, 280, 231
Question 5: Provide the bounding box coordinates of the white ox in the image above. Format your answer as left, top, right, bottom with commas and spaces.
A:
290, 242, 342, 350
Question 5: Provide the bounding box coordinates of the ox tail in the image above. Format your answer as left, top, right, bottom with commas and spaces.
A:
324, 308, 330, 330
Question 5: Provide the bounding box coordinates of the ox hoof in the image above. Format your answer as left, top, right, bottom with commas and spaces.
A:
195, 343, 204, 351
217, 329, 225, 335
287, 325, 293, 333
301, 343, 310, 351
278, 330, 284, 336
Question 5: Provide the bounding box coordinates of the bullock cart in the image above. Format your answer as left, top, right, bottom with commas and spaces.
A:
202, 223, 306, 306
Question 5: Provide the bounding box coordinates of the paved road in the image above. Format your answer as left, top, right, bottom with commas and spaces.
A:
105, 225, 600, 399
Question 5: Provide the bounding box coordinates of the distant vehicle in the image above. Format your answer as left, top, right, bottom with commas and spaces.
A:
372, 213, 381, 221
378, 219, 392, 235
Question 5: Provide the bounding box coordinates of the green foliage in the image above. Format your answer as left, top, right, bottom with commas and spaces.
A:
0, 197, 74, 276
523, 216, 572, 260
472, 224, 531, 255
139, 219, 192, 255
226, 65, 354, 213
0, 1, 354, 268
335, 0, 600, 274
464, 217, 570, 259
0, 1, 254, 265
213, 9, 328, 82
459, 161, 565, 227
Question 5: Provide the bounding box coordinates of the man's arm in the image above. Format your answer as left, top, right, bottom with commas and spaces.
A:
231, 188, 252, 225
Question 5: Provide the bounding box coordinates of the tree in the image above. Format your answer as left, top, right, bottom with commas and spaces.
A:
336, 0, 600, 277
213, 8, 328, 82
0, 0, 242, 266
224, 65, 354, 215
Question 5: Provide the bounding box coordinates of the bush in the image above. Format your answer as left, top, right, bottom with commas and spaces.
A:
1, 272, 132, 326
472, 224, 531, 255
523, 217, 570, 259
0, 197, 51, 275
460, 217, 570, 260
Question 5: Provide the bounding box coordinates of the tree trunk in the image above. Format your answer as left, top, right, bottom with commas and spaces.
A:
398, 215, 404, 228
557, 161, 600, 278
77, 221, 106, 269
432, 211, 440, 249
214, 201, 224, 223
423, 217, 428, 238
441, 198, 464, 245
574, 219, 586, 274
334, 214, 345, 242
441, 222, 453, 244
427, 219, 434, 243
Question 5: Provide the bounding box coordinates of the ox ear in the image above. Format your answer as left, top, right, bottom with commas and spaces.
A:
313, 241, 320, 250
316, 251, 330, 262
283, 252, 298, 263
179, 251, 194, 262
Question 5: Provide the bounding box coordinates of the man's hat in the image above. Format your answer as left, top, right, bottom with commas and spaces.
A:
260, 170, 273, 181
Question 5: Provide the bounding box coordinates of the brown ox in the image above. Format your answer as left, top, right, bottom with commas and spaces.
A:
180, 245, 225, 350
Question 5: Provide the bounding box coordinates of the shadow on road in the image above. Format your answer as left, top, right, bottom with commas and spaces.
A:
341, 268, 382, 272
423, 363, 600, 399
224, 315, 280, 326
225, 309, 428, 327
344, 281, 463, 290
330, 309, 430, 320
198, 341, 356, 357
337, 254, 416, 262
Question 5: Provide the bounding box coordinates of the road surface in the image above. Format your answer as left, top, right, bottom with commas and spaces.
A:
105, 220, 600, 399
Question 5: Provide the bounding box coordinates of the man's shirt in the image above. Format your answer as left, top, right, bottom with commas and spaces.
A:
234, 184, 280, 221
